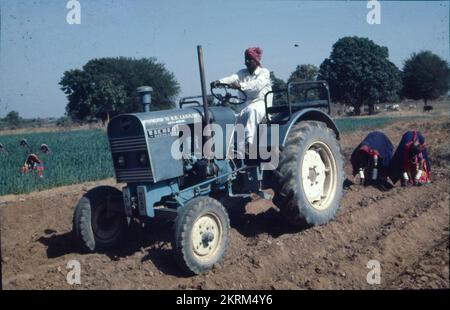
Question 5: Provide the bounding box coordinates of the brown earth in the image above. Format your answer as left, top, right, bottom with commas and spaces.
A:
1, 116, 448, 290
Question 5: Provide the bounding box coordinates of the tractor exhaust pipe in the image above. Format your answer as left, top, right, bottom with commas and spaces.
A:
197, 45, 212, 158
137, 86, 153, 112
197, 45, 210, 126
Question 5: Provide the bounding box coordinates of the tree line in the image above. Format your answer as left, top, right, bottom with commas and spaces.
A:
58, 36, 449, 120
271, 37, 449, 115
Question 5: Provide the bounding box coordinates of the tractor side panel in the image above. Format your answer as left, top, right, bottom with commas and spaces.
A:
209, 107, 236, 159
141, 109, 203, 182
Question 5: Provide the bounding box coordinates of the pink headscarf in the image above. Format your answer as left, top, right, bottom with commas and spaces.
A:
245, 47, 263, 66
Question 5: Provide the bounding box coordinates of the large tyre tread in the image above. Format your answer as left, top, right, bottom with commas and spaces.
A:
72, 186, 127, 252
273, 121, 344, 227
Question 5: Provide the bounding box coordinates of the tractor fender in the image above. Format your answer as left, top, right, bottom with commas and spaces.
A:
280, 108, 340, 147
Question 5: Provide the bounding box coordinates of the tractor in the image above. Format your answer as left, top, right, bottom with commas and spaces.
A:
72, 46, 344, 275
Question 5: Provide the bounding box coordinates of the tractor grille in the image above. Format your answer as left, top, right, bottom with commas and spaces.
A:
115, 168, 154, 183
109, 135, 147, 153
109, 135, 154, 183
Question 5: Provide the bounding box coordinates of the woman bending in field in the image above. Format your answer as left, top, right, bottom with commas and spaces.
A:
21, 153, 44, 178
350, 131, 394, 190
389, 131, 431, 187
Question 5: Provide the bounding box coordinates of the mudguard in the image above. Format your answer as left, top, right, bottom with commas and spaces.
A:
279, 108, 340, 146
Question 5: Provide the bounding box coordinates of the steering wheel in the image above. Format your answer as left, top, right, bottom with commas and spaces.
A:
210, 83, 247, 105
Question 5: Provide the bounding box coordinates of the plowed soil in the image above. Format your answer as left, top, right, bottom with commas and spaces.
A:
1, 116, 448, 289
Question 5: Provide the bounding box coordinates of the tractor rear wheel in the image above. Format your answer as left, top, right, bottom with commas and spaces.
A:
73, 186, 129, 252
273, 121, 344, 227
174, 197, 230, 275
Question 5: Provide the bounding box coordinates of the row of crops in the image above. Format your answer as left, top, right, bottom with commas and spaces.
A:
0, 115, 425, 196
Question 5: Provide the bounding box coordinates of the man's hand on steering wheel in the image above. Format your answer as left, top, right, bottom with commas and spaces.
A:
230, 81, 241, 89
210, 82, 247, 105
210, 80, 220, 88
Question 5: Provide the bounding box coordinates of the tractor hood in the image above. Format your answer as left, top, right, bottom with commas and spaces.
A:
107, 109, 203, 183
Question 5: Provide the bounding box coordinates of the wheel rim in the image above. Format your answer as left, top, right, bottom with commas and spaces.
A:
191, 212, 223, 262
301, 141, 337, 211
92, 202, 122, 241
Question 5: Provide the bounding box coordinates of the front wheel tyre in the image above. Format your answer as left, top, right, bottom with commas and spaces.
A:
73, 186, 129, 252
174, 197, 230, 275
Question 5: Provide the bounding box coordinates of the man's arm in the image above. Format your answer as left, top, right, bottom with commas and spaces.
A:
219, 73, 240, 84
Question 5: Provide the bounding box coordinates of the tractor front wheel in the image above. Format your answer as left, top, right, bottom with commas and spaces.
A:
73, 186, 129, 252
174, 197, 230, 275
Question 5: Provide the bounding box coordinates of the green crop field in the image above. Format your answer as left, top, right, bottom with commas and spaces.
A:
0, 129, 114, 196
335, 115, 425, 133
0, 114, 427, 196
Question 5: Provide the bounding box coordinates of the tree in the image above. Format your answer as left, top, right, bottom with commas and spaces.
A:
4, 110, 21, 128
402, 51, 450, 106
288, 64, 318, 83
60, 57, 180, 120
270, 71, 287, 104
270, 71, 286, 90
318, 37, 402, 115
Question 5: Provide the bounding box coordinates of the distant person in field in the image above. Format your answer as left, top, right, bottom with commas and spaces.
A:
350, 131, 394, 189
38, 143, 51, 155
20, 138, 30, 150
21, 153, 44, 178
389, 131, 431, 187
211, 47, 272, 149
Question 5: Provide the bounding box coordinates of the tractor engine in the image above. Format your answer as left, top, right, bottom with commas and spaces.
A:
106, 106, 235, 217
107, 108, 203, 184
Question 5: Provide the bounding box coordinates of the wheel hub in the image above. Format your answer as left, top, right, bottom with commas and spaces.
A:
302, 149, 326, 205
202, 231, 215, 246
192, 214, 221, 258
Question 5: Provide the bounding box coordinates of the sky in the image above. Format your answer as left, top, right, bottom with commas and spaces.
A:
0, 0, 448, 118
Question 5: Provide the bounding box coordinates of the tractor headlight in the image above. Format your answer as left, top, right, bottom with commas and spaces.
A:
138, 153, 147, 166
117, 155, 126, 167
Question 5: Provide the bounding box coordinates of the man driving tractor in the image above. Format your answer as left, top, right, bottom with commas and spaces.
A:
211, 47, 272, 149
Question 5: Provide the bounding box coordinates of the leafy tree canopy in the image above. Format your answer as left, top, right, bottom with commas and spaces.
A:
318, 36, 402, 114
60, 57, 180, 120
4, 110, 21, 127
402, 51, 450, 105
288, 64, 318, 83
270, 71, 287, 104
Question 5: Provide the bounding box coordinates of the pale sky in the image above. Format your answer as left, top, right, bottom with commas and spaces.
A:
1, 0, 448, 118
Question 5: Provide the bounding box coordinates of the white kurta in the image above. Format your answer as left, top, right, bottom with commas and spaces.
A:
219, 66, 273, 145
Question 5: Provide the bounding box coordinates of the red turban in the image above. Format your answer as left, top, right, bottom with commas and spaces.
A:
245, 47, 262, 66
